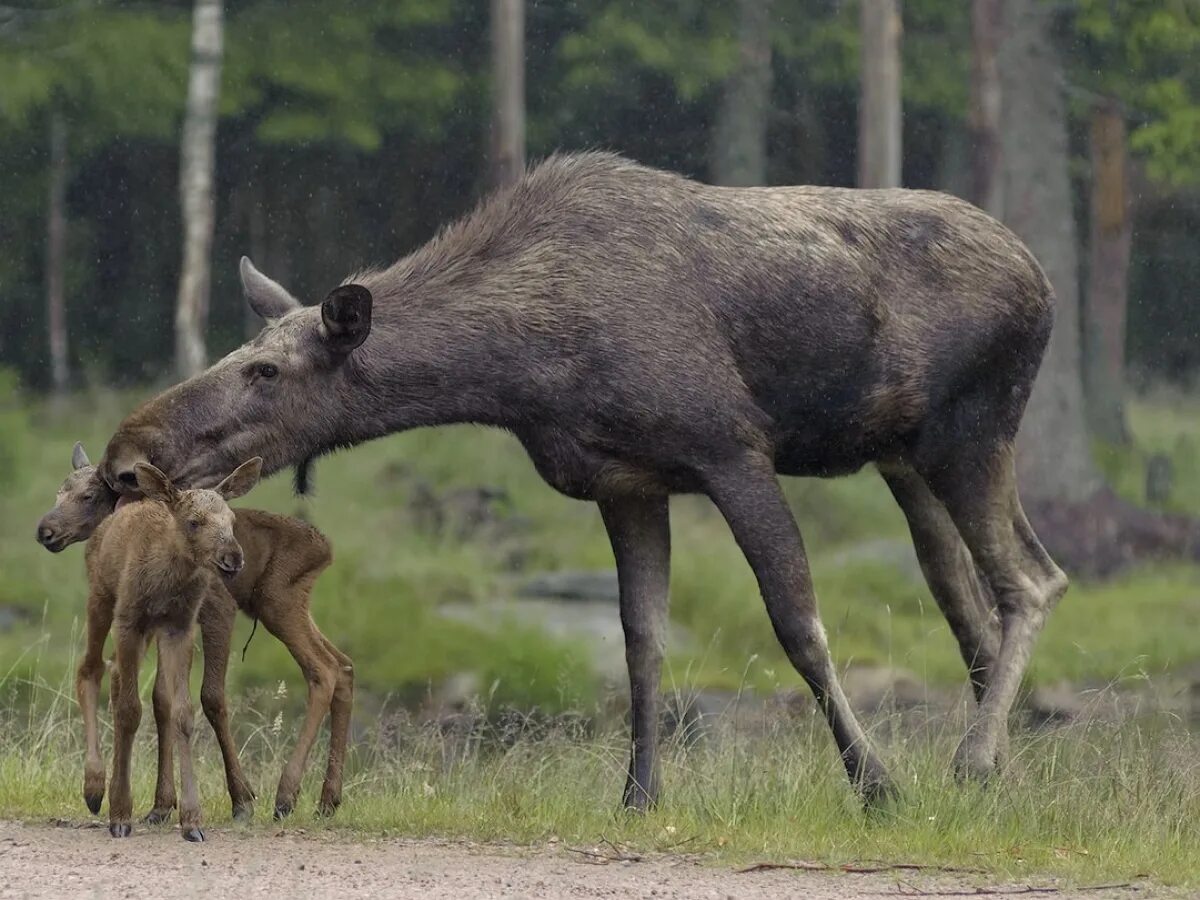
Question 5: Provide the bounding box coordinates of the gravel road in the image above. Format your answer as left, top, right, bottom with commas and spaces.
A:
0, 821, 1161, 899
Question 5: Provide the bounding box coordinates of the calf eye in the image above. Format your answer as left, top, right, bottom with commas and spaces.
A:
257, 363, 279, 379
188, 519, 200, 532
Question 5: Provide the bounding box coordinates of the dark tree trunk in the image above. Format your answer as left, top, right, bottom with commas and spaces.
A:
46, 112, 69, 394
489, 0, 525, 190
969, 0, 1003, 216
175, 0, 224, 378
999, 0, 1099, 503
711, 0, 773, 187
1084, 98, 1133, 445
858, 0, 902, 189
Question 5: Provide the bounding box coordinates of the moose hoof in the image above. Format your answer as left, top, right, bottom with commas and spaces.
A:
182, 827, 205, 843
316, 794, 341, 818
232, 802, 253, 823
952, 739, 998, 784
143, 807, 174, 826
85, 793, 103, 815
109, 822, 132, 838
273, 801, 293, 821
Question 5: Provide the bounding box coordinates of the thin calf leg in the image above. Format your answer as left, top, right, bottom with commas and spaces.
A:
260, 605, 338, 819
196, 593, 256, 820
146, 642, 177, 824
158, 627, 204, 842
598, 493, 671, 812
703, 452, 893, 804
107, 630, 146, 837
76, 590, 113, 815
315, 632, 353, 816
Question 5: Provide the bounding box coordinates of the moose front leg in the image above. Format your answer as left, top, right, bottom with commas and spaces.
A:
703, 451, 894, 806
157, 626, 204, 842
145, 642, 178, 824
108, 629, 147, 837
76, 589, 114, 816
599, 493, 671, 812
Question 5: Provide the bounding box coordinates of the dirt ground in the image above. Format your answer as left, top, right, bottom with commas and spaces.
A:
0, 821, 1163, 899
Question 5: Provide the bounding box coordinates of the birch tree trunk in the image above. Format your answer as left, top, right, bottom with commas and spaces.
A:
969, 0, 1003, 217
46, 112, 69, 394
711, 0, 773, 187
175, 0, 224, 379
1000, 0, 1099, 502
1084, 98, 1133, 445
858, 0, 902, 189
490, 0, 525, 190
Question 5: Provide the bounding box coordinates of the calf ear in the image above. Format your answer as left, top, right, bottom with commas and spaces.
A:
133, 463, 177, 505
71, 442, 91, 471
214, 457, 263, 501
321, 284, 372, 353
241, 256, 301, 322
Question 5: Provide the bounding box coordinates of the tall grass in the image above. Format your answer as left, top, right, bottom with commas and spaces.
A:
2, 665, 1200, 885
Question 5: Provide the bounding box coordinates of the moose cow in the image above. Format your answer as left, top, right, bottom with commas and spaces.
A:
100, 152, 1067, 808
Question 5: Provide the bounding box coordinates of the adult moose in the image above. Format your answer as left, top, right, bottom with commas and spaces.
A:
101, 152, 1067, 808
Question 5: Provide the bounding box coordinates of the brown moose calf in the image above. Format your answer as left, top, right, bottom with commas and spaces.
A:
37, 444, 354, 823
77, 457, 262, 840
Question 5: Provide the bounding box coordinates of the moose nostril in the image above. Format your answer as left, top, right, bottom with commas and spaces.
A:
37, 525, 54, 544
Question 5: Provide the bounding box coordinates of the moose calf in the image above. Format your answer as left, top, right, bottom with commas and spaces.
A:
37, 444, 353, 824
73, 456, 262, 840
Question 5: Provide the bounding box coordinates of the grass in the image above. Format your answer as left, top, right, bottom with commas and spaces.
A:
2, 382, 1200, 882
2, 670, 1200, 886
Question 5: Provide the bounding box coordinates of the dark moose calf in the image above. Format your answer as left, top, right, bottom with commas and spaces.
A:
100, 152, 1068, 808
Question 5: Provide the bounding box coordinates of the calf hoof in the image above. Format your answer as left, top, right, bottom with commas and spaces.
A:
316, 794, 341, 818
143, 807, 174, 826
232, 802, 254, 824
85, 793, 104, 815
182, 827, 205, 843
273, 800, 293, 821
109, 822, 132, 838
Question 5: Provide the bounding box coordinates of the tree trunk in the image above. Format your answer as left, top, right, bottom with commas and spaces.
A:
1084, 98, 1133, 445
999, 0, 1099, 503
175, 0, 224, 379
489, 0, 525, 190
969, 0, 1003, 217
711, 0, 773, 187
45, 112, 69, 394
857, 0, 902, 189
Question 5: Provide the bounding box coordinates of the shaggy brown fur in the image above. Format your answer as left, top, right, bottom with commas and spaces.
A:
99, 152, 1067, 807
38, 446, 352, 826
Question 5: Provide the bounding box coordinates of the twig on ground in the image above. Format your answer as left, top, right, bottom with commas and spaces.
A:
737, 860, 986, 875
565, 844, 645, 864
887, 882, 1140, 896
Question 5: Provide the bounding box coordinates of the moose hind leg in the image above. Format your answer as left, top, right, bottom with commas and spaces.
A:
599, 493, 671, 812
880, 464, 1001, 704
925, 446, 1068, 781
197, 596, 256, 820
145, 645, 177, 824
703, 452, 893, 805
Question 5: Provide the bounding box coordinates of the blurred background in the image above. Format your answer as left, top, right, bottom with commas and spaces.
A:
0, 0, 1198, 729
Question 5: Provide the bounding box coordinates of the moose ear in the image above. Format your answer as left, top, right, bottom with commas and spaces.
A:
321, 284, 372, 353
71, 442, 91, 471
214, 457, 262, 501
133, 462, 176, 505
240, 256, 301, 322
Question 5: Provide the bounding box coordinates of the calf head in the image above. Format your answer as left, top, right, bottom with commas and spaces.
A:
133, 457, 263, 576
101, 257, 372, 493
36, 443, 118, 552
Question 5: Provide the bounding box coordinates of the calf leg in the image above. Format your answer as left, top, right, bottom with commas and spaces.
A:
923, 446, 1069, 781
315, 632, 354, 816
76, 590, 113, 815
703, 452, 893, 805
157, 626, 204, 842
108, 629, 147, 838
880, 465, 1002, 703
259, 604, 339, 819
145, 645, 177, 824
599, 493, 670, 812
196, 594, 256, 820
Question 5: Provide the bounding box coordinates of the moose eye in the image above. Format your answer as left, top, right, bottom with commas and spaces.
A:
256, 363, 279, 379
187, 519, 200, 532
